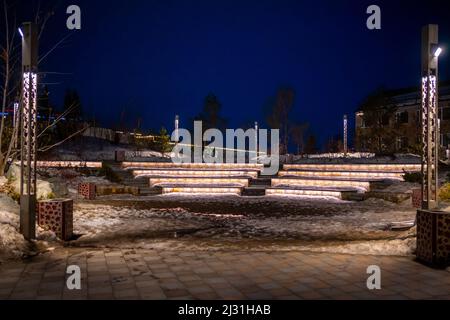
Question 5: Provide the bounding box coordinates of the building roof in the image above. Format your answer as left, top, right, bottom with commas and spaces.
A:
356, 81, 450, 112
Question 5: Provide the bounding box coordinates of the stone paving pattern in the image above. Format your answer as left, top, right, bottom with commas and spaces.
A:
1, 248, 450, 300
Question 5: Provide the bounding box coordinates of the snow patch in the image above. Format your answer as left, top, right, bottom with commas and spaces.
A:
302, 238, 416, 256
0, 194, 28, 261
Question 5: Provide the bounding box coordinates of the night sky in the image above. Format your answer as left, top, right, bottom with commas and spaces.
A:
11, 0, 450, 149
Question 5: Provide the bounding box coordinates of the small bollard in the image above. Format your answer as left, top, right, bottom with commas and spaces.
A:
78, 183, 96, 200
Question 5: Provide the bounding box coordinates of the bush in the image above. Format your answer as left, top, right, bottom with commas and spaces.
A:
402, 171, 422, 184
439, 183, 450, 201
8, 190, 20, 202
98, 163, 122, 183
2, 182, 20, 203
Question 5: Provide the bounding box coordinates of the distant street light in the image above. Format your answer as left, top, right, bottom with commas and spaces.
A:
255, 121, 259, 158
18, 27, 24, 38
13, 102, 19, 128
174, 115, 180, 143
343, 115, 348, 156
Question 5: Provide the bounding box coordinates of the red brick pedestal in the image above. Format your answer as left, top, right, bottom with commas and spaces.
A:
416, 210, 450, 267
78, 183, 96, 200
37, 199, 73, 241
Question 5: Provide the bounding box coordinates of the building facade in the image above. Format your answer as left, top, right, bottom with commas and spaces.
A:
355, 83, 450, 154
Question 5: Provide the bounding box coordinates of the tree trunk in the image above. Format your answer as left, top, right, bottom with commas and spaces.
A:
0, 1, 11, 176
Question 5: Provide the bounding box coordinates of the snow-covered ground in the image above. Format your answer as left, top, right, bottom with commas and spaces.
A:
69, 194, 417, 256
0, 191, 55, 263
0, 177, 63, 263
0, 159, 427, 262
46, 139, 167, 162
287, 153, 421, 164
0, 193, 29, 261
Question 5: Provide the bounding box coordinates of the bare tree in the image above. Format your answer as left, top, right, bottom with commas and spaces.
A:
0, 0, 81, 175
0, 0, 21, 175
265, 87, 295, 154
290, 122, 309, 155
356, 87, 397, 154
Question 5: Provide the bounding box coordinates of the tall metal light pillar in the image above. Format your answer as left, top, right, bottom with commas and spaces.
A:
255, 121, 259, 158
416, 24, 450, 267
19, 22, 39, 240
13, 101, 19, 128
421, 24, 440, 210
343, 115, 348, 156
13, 100, 20, 150
174, 115, 180, 143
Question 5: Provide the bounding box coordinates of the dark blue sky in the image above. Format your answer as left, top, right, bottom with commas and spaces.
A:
14, 0, 450, 149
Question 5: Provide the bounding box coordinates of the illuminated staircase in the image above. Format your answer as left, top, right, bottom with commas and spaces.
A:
109, 161, 419, 201
266, 163, 420, 200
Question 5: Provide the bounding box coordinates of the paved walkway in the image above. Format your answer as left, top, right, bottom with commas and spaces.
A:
1, 248, 449, 300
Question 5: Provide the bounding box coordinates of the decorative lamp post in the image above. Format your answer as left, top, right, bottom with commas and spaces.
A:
174, 115, 179, 143
255, 121, 259, 158
416, 24, 450, 267
421, 24, 441, 211
13, 101, 19, 128
343, 115, 348, 156
19, 22, 39, 240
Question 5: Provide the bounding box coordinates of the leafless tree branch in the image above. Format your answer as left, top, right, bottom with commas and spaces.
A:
38, 33, 73, 64
39, 126, 89, 153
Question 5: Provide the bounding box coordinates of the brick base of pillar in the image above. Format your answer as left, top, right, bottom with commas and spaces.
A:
412, 189, 422, 209
416, 210, 450, 267
37, 199, 73, 241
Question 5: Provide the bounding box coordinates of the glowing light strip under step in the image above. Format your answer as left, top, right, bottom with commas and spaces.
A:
162, 187, 242, 195
150, 177, 250, 187
133, 169, 259, 179
266, 188, 344, 199
272, 178, 371, 191
16, 161, 103, 168
122, 162, 263, 170
283, 164, 421, 172
278, 170, 403, 180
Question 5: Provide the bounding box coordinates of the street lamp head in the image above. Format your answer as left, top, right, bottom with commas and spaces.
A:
434, 47, 443, 58
18, 27, 24, 38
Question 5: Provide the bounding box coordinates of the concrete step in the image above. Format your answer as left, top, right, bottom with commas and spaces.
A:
249, 178, 272, 187
149, 177, 250, 187
130, 169, 260, 179
161, 186, 243, 195
279, 170, 404, 180
140, 187, 163, 196
266, 187, 358, 200
284, 163, 421, 172
122, 162, 264, 171
242, 187, 266, 197
271, 177, 372, 191
344, 193, 366, 202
